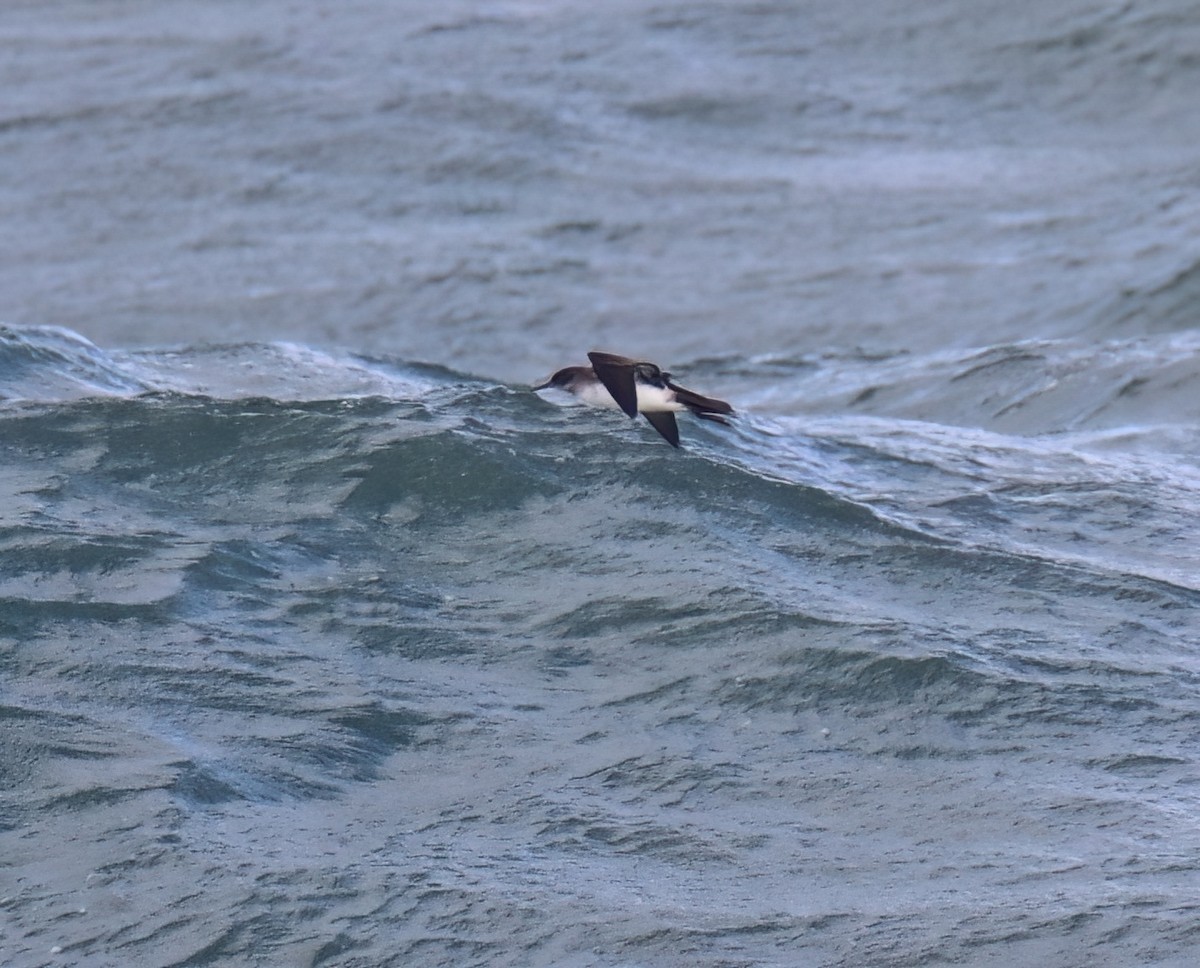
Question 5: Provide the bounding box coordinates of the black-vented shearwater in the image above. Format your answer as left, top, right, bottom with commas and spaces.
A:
534, 351, 733, 447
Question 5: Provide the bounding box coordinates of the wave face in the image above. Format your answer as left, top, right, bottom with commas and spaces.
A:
3, 323, 1199, 966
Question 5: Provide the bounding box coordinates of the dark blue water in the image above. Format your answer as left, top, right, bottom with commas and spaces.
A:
3, 1, 1200, 965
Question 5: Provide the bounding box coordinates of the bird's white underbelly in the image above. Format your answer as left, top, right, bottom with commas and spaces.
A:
576, 381, 681, 412
635, 384, 683, 412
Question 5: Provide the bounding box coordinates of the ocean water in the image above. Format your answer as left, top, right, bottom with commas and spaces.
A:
3, 324, 1199, 966
3, 1, 1200, 966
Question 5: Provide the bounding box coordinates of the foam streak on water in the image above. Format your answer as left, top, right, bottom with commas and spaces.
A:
2, 324, 1199, 966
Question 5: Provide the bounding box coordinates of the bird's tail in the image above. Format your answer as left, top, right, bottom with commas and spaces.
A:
669, 382, 735, 423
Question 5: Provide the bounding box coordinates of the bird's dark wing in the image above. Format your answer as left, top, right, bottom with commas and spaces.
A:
587, 351, 640, 418
641, 410, 680, 447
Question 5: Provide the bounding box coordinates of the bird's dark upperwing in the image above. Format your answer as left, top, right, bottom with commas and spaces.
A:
641, 410, 680, 447
587, 351, 640, 418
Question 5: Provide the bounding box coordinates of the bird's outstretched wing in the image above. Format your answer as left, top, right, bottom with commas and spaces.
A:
587, 351, 640, 418
641, 410, 680, 447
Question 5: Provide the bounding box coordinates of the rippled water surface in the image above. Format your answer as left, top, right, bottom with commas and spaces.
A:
3, 1, 1200, 966
3, 324, 1198, 966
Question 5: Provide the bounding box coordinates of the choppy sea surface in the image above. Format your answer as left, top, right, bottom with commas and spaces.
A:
3, 323, 1199, 966
4, 1, 1200, 966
